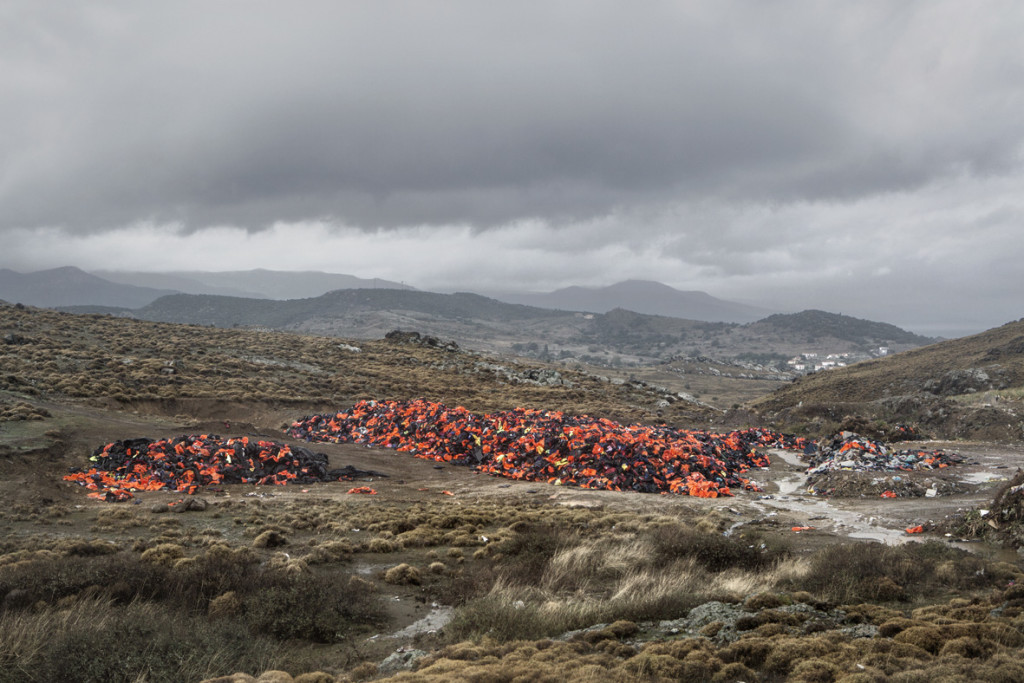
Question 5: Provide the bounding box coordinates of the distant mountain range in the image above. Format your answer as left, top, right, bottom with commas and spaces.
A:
1, 267, 768, 325
60, 288, 933, 369
94, 269, 414, 300
0, 267, 412, 309
1, 267, 939, 368
483, 280, 768, 323
0, 267, 177, 309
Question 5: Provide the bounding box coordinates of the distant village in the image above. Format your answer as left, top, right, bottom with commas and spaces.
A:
787, 347, 889, 373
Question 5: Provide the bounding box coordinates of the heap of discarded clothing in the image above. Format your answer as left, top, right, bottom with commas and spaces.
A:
805, 431, 965, 477
64, 434, 384, 502
287, 399, 809, 497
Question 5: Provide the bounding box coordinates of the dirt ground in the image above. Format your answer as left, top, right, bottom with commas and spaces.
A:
9, 393, 1021, 553
5, 391, 1023, 659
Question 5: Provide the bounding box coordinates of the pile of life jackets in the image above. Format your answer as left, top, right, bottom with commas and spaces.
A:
64, 435, 383, 501
805, 431, 965, 476
287, 399, 810, 497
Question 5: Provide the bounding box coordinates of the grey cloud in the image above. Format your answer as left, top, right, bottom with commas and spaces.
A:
3, 1, 1024, 337
4, 2, 1022, 234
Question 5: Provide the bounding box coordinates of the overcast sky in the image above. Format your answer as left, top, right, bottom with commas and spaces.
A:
2, 2, 1022, 336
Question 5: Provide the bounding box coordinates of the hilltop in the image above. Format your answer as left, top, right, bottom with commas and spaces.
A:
485, 279, 769, 323
746, 310, 931, 347
94, 268, 413, 300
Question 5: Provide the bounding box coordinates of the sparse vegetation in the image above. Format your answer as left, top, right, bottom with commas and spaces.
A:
2, 302, 1024, 681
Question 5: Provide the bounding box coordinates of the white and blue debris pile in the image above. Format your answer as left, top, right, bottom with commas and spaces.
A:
800, 431, 970, 498
804, 431, 966, 476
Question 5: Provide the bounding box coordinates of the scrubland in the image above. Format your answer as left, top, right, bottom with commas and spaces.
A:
2, 303, 1024, 682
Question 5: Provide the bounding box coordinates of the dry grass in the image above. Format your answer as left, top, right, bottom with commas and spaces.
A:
2, 490, 1024, 682
0, 304, 714, 425
0, 597, 282, 683
4, 303, 1024, 680
444, 518, 795, 642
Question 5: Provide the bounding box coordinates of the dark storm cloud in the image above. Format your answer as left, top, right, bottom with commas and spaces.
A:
3, 2, 1024, 336
4, 1, 1020, 233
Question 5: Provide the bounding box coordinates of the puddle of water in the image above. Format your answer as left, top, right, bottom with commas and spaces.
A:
848, 528, 910, 545
776, 474, 807, 496
962, 472, 1010, 484
752, 466, 914, 546
775, 450, 807, 468
388, 605, 454, 639
767, 449, 811, 496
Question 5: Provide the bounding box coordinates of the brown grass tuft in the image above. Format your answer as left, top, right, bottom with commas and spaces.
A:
383, 563, 422, 585
252, 530, 288, 548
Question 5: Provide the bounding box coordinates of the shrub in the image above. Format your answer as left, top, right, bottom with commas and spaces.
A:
489, 523, 573, 586
366, 538, 396, 553
140, 543, 185, 566
252, 530, 287, 549
0, 552, 168, 607
383, 563, 422, 586
443, 596, 576, 642
208, 591, 243, 620
246, 574, 386, 643
646, 523, 786, 572
785, 541, 998, 604
0, 598, 280, 683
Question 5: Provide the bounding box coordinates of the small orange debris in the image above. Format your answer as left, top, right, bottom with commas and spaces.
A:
347, 486, 377, 495
905, 525, 924, 534
880, 490, 897, 498
440, 490, 454, 496
791, 526, 814, 532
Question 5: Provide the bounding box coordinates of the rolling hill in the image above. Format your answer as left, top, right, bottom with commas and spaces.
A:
107, 291, 936, 376
486, 279, 769, 323
755, 317, 1024, 439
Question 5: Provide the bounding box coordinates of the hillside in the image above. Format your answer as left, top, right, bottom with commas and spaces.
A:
0, 303, 708, 427
131, 289, 570, 331
747, 310, 933, 347
755, 317, 1024, 439
577, 309, 934, 366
